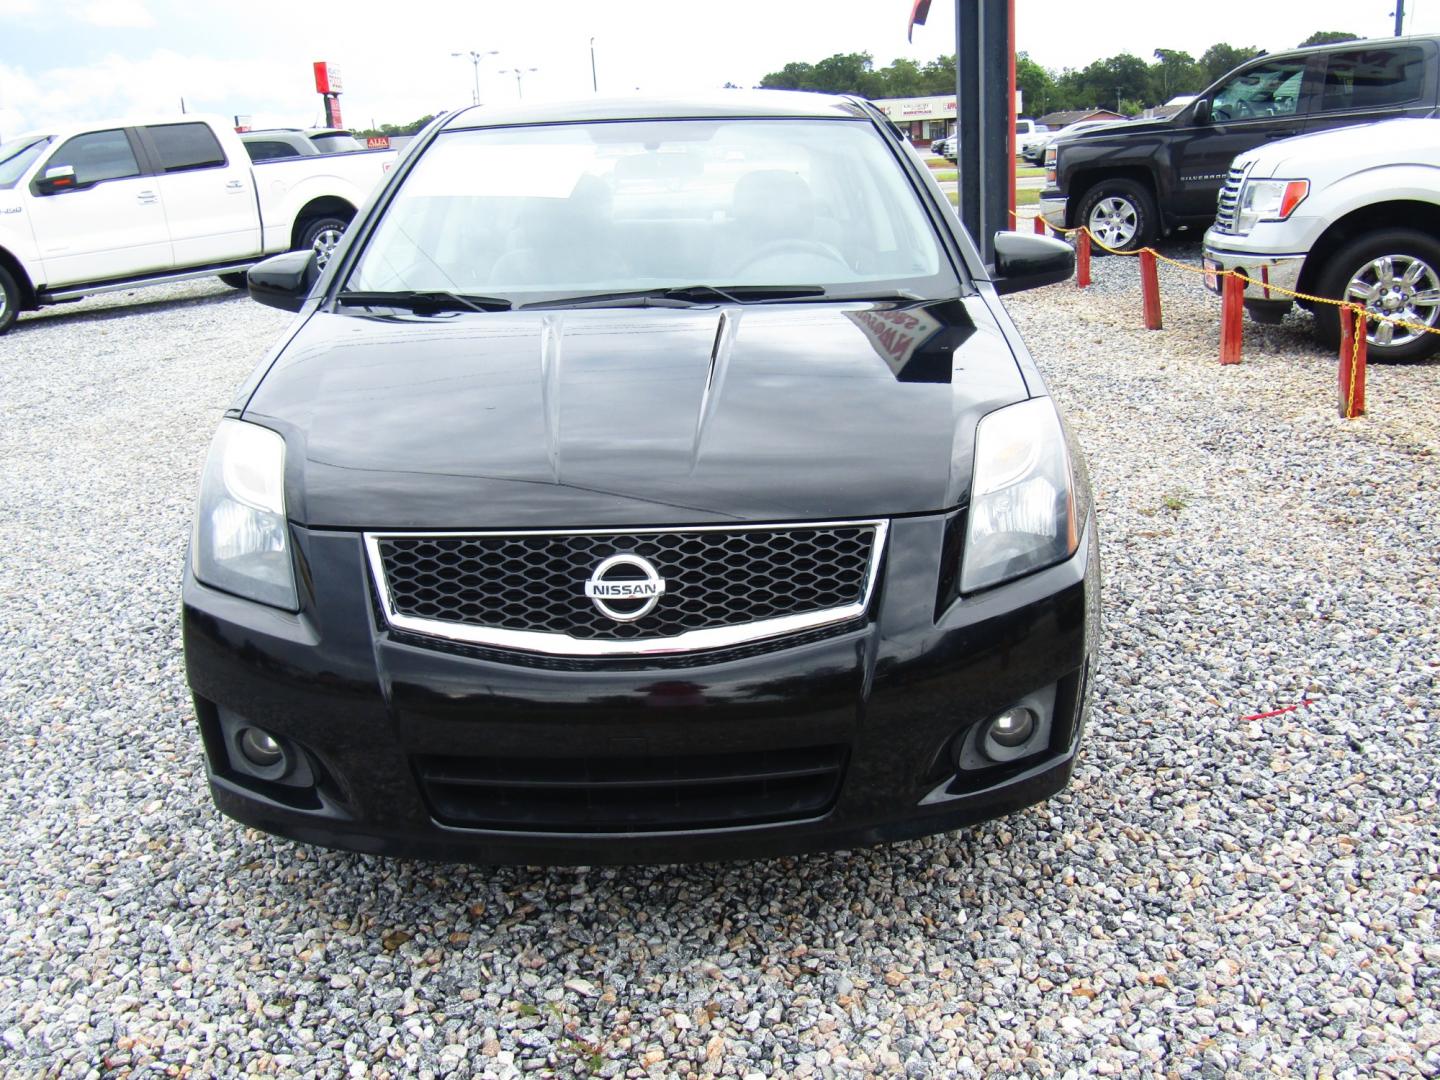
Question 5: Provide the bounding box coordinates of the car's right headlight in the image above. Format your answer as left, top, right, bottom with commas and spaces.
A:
961, 398, 1078, 593
1234, 178, 1309, 235
191, 419, 298, 610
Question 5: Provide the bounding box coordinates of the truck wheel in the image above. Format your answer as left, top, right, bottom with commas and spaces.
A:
1076, 179, 1157, 252
1316, 229, 1440, 362
0, 265, 18, 336
299, 216, 350, 271
218, 272, 247, 289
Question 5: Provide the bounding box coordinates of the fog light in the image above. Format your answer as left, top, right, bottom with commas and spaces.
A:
988, 706, 1037, 748
238, 727, 284, 767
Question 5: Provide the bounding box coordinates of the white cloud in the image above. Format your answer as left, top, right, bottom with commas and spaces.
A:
0, 0, 38, 15
79, 0, 155, 28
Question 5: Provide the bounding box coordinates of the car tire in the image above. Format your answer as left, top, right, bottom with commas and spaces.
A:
1315, 228, 1440, 362
0, 265, 18, 336
218, 272, 247, 289
298, 215, 351, 272
1076, 179, 1158, 253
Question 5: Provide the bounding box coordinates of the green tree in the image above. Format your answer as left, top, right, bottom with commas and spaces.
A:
758, 61, 817, 90
1075, 53, 1151, 111
1016, 53, 1056, 117
1299, 30, 1360, 47
1198, 43, 1263, 86
809, 52, 879, 95
352, 114, 438, 138
874, 57, 924, 97
1151, 49, 1201, 102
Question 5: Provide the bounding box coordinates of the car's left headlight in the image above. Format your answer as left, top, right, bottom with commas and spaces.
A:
191, 419, 298, 610
1234, 178, 1308, 235
961, 397, 1078, 593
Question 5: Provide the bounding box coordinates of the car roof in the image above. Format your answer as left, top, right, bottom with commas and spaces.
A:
441, 91, 872, 130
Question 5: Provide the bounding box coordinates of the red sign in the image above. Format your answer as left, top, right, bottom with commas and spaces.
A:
365, 135, 390, 149
313, 61, 343, 95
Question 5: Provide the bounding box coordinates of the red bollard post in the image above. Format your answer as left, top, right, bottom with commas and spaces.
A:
1338, 306, 1367, 419
1140, 249, 1162, 330
1033, 214, 1046, 235
1076, 229, 1091, 288
1219, 274, 1244, 364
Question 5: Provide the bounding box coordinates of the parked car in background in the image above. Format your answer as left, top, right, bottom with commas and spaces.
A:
1041, 36, 1440, 250
1203, 116, 1440, 361
931, 133, 956, 158
0, 114, 396, 333
240, 128, 367, 161
1022, 118, 1124, 164
183, 91, 1097, 865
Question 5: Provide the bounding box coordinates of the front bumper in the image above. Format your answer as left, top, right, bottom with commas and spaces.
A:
182, 513, 1100, 865
1200, 236, 1307, 303
1039, 191, 1067, 231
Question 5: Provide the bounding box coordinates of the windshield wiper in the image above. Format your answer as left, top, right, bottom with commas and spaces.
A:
520, 284, 827, 311
334, 290, 512, 314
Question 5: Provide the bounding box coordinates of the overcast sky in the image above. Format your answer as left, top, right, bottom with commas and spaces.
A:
2, 0, 1433, 135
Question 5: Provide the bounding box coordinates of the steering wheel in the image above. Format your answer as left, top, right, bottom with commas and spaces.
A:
731, 238, 850, 274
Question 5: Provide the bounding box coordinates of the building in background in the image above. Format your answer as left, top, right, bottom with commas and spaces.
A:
871, 95, 956, 146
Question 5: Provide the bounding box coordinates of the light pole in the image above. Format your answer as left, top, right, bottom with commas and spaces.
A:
451, 49, 498, 106
590, 38, 598, 93
502, 66, 538, 99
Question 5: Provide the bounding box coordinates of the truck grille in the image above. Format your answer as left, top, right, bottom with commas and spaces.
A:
367, 522, 885, 657
413, 745, 847, 832
1213, 165, 1247, 234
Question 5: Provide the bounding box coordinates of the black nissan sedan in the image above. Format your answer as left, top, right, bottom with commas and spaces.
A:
182, 93, 1098, 864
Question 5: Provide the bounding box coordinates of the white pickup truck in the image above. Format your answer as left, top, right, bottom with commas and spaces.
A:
0, 114, 395, 334
1202, 117, 1440, 362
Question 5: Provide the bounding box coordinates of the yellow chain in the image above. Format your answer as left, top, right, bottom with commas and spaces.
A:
1010, 210, 1440, 341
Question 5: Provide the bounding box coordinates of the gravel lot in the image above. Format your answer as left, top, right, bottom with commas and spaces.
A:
1, 255, 1437, 1079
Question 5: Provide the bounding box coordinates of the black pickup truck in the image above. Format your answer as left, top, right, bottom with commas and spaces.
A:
1040, 36, 1440, 250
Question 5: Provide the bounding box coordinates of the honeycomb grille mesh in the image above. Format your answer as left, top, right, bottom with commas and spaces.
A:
375, 526, 877, 641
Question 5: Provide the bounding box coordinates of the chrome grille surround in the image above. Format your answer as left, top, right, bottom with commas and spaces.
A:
1212, 164, 1249, 235
365, 520, 888, 657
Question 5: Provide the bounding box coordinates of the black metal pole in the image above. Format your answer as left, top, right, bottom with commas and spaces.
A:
955, 0, 1010, 264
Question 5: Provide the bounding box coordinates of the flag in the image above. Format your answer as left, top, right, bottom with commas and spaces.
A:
907, 0, 932, 42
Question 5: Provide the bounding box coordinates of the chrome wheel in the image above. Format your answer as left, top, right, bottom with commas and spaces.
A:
310, 226, 345, 270
0, 287, 8, 324
1087, 196, 1138, 249
1345, 254, 1440, 349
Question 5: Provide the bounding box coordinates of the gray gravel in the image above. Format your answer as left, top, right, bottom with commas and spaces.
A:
1, 264, 1437, 1079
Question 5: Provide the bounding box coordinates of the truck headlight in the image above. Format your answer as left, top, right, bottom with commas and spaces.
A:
1234, 179, 1308, 235
192, 419, 297, 610
961, 398, 1077, 593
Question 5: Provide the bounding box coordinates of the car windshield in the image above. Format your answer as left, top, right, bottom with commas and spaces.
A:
311, 132, 363, 153
0, 136, 50, 188
344, 118, 956, 303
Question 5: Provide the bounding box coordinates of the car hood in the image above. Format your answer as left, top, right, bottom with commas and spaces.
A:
243, 298, 1029, 529
1059, 117, 1170, 147
1238, 117, 1440, 177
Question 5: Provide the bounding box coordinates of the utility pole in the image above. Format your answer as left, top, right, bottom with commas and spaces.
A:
1395, 0, 1406, 35
452, 49, 498, 106
590, 38, 598, 92
502, 67, 538, 99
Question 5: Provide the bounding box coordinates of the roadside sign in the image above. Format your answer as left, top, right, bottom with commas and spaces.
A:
366, 136, 390, 149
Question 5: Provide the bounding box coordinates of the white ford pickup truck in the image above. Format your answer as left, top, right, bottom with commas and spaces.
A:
0, 114, 395, 334
1202, 117, 1440, 362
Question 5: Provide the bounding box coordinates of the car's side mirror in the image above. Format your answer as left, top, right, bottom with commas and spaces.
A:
990, 231, 1075, 295
247, 250, 318, 312
1192, 98, 1211, 125
35, 165, 77, 195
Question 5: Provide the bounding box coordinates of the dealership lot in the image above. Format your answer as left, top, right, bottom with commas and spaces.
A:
1, 261, 1436, 1076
